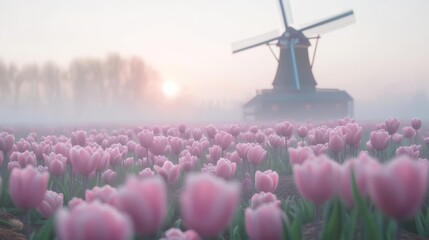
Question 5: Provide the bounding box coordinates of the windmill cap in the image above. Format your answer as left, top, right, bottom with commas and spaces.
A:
277, 27, 310, 47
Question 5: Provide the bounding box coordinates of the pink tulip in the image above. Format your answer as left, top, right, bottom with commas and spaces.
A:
297, 125, 308, 139
207, 145, 222, 163
126, 140, 136, 152
169, 137, 183, 155
44, 153, 67, 176
137, 130, 154, 148
9, 166, 49, 209
311, 144, 329, 156
181, 173, 240, 237
206, 124, 218, 139
411, 118, 422, 130
328, 131, 345, 154
293, 155, 340, 205
161, 228, 201, 240
215, 158, 237, 180
201, 163, 217, 175
53, 142, 71, 161
69, 146, 97, 177
243, 172, 253, 193
154, 160, 181, 185
288, 146, 315, 165
244, 131, 256, 142
93, 149, 110, 172
275, 121, 294, 138
268, 134, 286, 149
37, 190, 64, 218
8, 161, 20, 172
424, 137, 429, 148
179, 152, 198, 172
0, 151, 3, 167
227, 124, 242, 138
255, 170, 279, 193
67, 197, 85, 210
31, 142, 51, 161
139, 168, 155, 178
15, 150, 36, 167
192, 128, 203, 141
250, 192, 281, 209
118, 135, 129, 145
106, 147, 123, 166
368, 156, 428, 219
85, 185, 117, 204
16, 139, 32, 152
370, 130, 390, 151
225, 151, 243, 164
71, 130, 87, 146
56, 201, 133, 240
187, 141, 204, 158
385, 118, 400, 135
149, 136, 168, 156
254, 132, 265, 145
214, 131, 234, 151
396, 145, 421, 159
339, 153, 381, 206
183, 128, 192, 139
245, 203, 284, 240
402, 126, 416, 139
123, 157, 134, 169
102, 169, 117, 185
236, 143, 251, 159
392, 133, 402, 144
113, 176, 167, 235
134, 144, 147, 159
0, 133, 15, 153
344, 123, 362, 148
246, 144, 267, 165
154, 155, 168, 167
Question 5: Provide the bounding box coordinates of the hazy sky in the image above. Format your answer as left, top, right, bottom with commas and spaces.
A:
1, 0, 429, 104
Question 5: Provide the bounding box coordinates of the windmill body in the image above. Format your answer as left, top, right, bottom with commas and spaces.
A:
232, 1, 355, 120
273, 28, 317, 91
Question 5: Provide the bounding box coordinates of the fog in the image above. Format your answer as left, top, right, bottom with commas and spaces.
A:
0, 53, 427, 126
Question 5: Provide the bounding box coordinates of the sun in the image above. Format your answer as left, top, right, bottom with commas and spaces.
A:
162, 81, 179, 98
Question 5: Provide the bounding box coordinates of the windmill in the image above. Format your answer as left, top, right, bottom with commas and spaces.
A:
232, 0, 356, 120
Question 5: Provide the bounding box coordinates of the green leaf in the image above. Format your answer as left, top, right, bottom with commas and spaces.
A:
415, 212, 425, 236
34, 218, 54, 240
321, 199, 342, 240
351, 170, 380, 240
232, 225, 241, 240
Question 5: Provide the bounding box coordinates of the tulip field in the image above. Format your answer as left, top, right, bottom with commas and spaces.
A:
1, 117, 429, 240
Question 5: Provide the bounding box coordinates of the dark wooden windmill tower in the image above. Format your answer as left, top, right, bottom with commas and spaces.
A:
232, 0, 355, 120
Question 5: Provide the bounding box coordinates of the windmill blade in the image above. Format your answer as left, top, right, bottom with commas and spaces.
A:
298, 10, 355, 36
231, 30, 281, 54
278, 0, 294, 28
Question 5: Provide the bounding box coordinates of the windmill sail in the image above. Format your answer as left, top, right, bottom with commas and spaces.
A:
278, 0, 294, 28
231, 30, 280, 54
299, 10, 355, 36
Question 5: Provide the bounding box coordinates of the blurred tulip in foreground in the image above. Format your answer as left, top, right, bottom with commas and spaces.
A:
56, 201, 133, 240
245, 203, 284, 240
9, 166, 49, 209
293, 155, 340, 205
113, 176, 167, 235
368, 156, 428, 219
181, 173, 240, 237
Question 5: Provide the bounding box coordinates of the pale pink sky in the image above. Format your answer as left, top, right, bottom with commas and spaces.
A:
1, 0, 428, 105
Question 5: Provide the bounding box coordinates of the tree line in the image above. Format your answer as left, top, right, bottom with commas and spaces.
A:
0, 54, 162, 113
